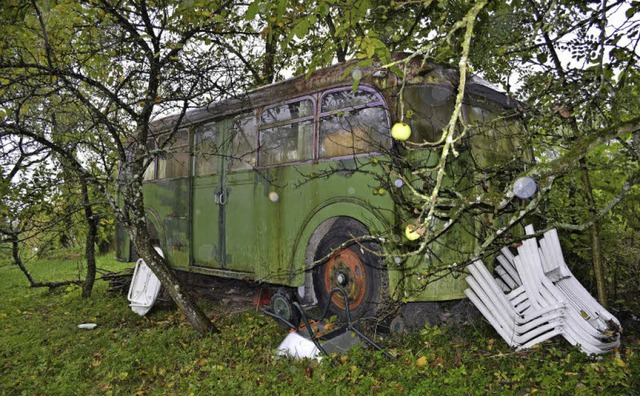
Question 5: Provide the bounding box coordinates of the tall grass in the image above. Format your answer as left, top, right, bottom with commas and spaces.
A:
0, 252, 638, 395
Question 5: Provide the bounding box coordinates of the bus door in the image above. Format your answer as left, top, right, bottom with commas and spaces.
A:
214, 103, 314, 278
222, 98, 319, 281
191, 121, 225, 268
217, 113, 260, 273
191, 114, 259, 272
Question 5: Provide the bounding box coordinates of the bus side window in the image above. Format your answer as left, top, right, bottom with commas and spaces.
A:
230, 114, 257, 171
143, 139, 156, 181
194, 122, 219, 176
404, 85, 455, 144
464, 104, 521, 169
260, 121, 314, 165
319, 89, 390, 158
157, 129, 190, 179
259, 99, 314, 166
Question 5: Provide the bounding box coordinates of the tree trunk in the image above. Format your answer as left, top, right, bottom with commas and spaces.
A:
262, 35, 276, 85
581, 162, 608, 307
11, 230, 83, 290
127, 182, 218, 335
81, 177, 97, 298
10, 231, 36, 285
132, 232, 219, 336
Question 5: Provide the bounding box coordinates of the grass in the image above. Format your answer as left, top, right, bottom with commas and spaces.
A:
1, 252, 639, 395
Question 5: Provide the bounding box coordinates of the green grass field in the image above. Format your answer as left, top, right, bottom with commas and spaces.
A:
1, 252, 638, 395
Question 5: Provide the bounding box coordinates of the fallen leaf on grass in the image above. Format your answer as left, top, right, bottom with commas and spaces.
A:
430, 357, 444, 368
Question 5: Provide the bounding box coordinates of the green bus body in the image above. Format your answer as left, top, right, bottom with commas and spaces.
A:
116, 55, 524, 308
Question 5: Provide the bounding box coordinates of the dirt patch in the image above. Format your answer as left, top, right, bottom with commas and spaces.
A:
187, 277, 272, 314
106, 266, 275, 317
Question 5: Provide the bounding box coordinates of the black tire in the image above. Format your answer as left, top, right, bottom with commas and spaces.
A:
269, 288, 301, 329
313, 218, 387, 322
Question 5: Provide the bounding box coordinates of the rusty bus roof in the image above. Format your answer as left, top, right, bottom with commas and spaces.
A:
150, 53, 516, 132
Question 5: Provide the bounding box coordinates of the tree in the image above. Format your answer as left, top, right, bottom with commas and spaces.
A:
2, 0, 638, 330
0, 139, 88, 290
0, 0, 263, 335
244, 0, 640, 304
467, 0, 640, 306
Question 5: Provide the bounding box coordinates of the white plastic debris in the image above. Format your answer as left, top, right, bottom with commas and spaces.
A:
276, 324, 362, 360
127, 247, 164, 316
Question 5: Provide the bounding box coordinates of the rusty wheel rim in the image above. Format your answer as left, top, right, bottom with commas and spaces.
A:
323, 248, 367, 310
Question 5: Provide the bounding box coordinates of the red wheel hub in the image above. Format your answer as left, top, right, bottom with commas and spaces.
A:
323, 248, 367, 310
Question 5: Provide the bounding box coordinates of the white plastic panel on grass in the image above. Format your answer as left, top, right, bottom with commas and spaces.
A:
127, 247, 163, 316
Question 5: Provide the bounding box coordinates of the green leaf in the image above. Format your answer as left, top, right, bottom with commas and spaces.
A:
357, 58, 373, 68
625, 6, 637, 19
292, 19, 310, 38
245, 1, 259, 20
537, 52, 548, 64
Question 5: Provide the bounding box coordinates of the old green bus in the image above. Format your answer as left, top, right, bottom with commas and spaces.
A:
116, 54, 528, 325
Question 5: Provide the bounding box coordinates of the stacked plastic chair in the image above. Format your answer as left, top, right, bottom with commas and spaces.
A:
465, 225, 621, 354
465, 261, 566, 350
537, 229, 621, 332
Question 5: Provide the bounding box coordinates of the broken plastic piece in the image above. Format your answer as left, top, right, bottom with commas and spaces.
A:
127, 247, 164, 316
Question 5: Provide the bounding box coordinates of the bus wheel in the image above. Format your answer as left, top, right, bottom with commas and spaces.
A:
269, 288, 301, 329
313, 221, 386, 322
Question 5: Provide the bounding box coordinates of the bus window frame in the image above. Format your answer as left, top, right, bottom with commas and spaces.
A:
317, 86, 391, 161
193, 120, 222, 178
319, 86, 386, 115
257, 95, 316, 168
142, 128, 192, 183
460, 96, 526, 169
228, 111, 259, 172
142, 139, 158, 182
402, 83, 456, 145
155, 128, 191, 180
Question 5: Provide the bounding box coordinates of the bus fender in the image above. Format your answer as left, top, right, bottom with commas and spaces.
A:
288, 199, 393, 304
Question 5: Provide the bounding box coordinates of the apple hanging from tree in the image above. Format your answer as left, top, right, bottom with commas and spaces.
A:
405, 223, 425, 241
391, 122, 411, 141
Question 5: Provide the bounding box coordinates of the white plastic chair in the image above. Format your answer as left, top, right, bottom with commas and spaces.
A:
515, 237, 620, 354
127, 246, 164, 316
496, 226, 621, 342
538, 229, 621, 332
494, 247, 522, 293
466, 225, 621, 354
465, 260, 566, 350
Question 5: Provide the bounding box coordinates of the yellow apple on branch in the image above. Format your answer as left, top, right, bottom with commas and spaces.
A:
391, 122, 411, 141
405, 223, 425, 241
